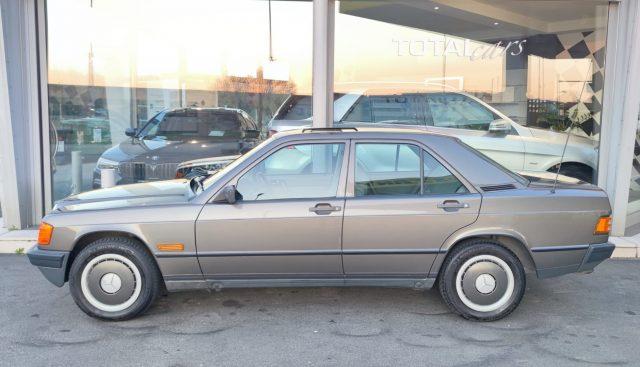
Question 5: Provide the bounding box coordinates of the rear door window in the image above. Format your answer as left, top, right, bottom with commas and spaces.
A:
342, 94, 432, 126
354, 143, 422, 196
426, 93, 497, 131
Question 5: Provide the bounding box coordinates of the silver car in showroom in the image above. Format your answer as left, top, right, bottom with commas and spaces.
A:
28, 128, 614, 321
268, 91, 598, 181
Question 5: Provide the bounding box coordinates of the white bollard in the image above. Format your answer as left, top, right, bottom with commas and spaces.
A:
71, 151, 82, 194
101, 168, 116, 189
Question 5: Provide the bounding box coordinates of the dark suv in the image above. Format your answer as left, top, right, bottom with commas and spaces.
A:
93, 107, 261, 188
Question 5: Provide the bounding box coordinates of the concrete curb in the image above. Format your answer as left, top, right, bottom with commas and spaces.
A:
0, 229, 37, 254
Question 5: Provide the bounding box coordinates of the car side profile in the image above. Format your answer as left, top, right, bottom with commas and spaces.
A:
28, 128, 613, 321
268, 91, 598, 182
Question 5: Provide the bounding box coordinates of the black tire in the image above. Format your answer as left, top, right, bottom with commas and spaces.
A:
438, 240, 526, 321
68, 237, 162, 321
549, 163, 593, 183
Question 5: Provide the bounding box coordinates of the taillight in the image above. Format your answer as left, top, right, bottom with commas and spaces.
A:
594, 216, 612, 235
175, 171, 185, 179
37, 222, 54, 246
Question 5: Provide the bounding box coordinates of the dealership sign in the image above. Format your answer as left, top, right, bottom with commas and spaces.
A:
393, 38, 527, 60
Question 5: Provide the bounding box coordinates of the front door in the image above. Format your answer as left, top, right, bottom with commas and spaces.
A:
342, 141, 481, 277
196, 141, 349, 279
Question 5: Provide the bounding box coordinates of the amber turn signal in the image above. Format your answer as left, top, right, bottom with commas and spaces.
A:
594, 216, 612, 235
37, 222, 54, 246
157, 243, 184, 252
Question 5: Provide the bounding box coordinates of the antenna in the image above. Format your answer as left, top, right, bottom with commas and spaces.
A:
551, 81, 589, 193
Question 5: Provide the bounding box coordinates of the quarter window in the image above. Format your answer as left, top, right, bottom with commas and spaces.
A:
236, 143, 345, 201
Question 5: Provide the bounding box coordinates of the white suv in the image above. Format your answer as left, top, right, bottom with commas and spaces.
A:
268, 91, 598, 182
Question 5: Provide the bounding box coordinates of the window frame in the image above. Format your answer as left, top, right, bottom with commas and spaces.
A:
226, 139, 351, 203
346, 138, 475, 198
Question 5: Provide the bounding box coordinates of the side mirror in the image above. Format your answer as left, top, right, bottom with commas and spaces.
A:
244, 129, 260, 139
213, 185, 239, 204
488, 119, 511, 134
125, 128, 138, 137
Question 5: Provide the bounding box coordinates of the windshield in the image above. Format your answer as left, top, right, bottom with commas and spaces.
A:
199, 138, 274, 192
139, 109, 242, 140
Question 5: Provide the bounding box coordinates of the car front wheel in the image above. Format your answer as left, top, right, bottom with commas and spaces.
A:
438, 241, 526, 321
68, 237, 162, 321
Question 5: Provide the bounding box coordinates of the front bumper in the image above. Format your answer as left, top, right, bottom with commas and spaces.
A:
535, 242, 615, 279
27, 245, 70, 287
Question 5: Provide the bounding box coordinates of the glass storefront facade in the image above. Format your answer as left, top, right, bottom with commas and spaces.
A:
43, 0, 610, 205
332, 1, 608, 183
626, 104, 640, 235
46, 0, 312, 202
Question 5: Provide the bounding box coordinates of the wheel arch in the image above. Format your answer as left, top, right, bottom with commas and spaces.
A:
544, 160, 595, 173
431, 231, 537, 277
65, 230, 157, 283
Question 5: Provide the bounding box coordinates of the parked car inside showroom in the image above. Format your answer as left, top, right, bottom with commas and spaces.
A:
28, 127, 613, 321
268, 90, 598, 182
93, 107, 261, 188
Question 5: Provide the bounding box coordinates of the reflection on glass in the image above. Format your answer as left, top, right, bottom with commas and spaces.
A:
47, 0, 312, 202
626, 107, 640, 235
332, 0, 608, 183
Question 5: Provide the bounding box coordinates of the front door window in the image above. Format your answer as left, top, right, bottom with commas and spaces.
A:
236, 143, 345, 201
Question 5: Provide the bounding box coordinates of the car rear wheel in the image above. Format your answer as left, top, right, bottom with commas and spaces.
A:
438, 241, 525, 321
69, 237, 162, 321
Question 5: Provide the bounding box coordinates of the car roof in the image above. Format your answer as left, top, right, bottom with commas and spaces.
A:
165, 107, 244, 114
275, 127, 458, 141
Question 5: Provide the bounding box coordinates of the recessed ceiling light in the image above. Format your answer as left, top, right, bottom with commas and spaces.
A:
493, 22, 500, 26
434, 6, 440, 10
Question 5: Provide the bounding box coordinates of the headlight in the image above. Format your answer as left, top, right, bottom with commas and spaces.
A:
96, 157, 119, 169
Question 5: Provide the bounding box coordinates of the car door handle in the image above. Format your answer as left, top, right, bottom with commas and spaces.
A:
437, 200, 469, 209
309, 203, 342, 214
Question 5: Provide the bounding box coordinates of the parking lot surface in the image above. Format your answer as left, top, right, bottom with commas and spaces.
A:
1, 255, 639, 366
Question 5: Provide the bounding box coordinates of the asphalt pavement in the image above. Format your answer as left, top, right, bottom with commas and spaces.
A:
1, 255, 639, 366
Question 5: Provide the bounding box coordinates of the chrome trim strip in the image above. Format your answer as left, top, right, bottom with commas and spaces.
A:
156, 248, 446, 258
530, 244, 590, 253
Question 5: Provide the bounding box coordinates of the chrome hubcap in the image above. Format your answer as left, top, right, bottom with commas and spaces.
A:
81, 254, 142, 313
455, 255, 515, 313
474, 273, 496, 294
100, 273, 122, 294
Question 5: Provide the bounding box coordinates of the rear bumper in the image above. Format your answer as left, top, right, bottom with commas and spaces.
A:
27, 245, 69, 287
534, 242, 614, 279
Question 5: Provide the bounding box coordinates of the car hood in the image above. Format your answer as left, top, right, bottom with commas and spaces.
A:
101, 137, 245, 165
53, 179, 192, 212
527, 127, 596, 147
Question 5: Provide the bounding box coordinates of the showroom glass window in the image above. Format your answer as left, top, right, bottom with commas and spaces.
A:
333, 1, 609, 184
46, 0, 312, 202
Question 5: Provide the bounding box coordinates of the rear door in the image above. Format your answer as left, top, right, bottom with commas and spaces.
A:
341, 140, 481, 277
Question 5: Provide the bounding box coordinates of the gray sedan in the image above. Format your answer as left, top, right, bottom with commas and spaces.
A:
28, 128, 614, 321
